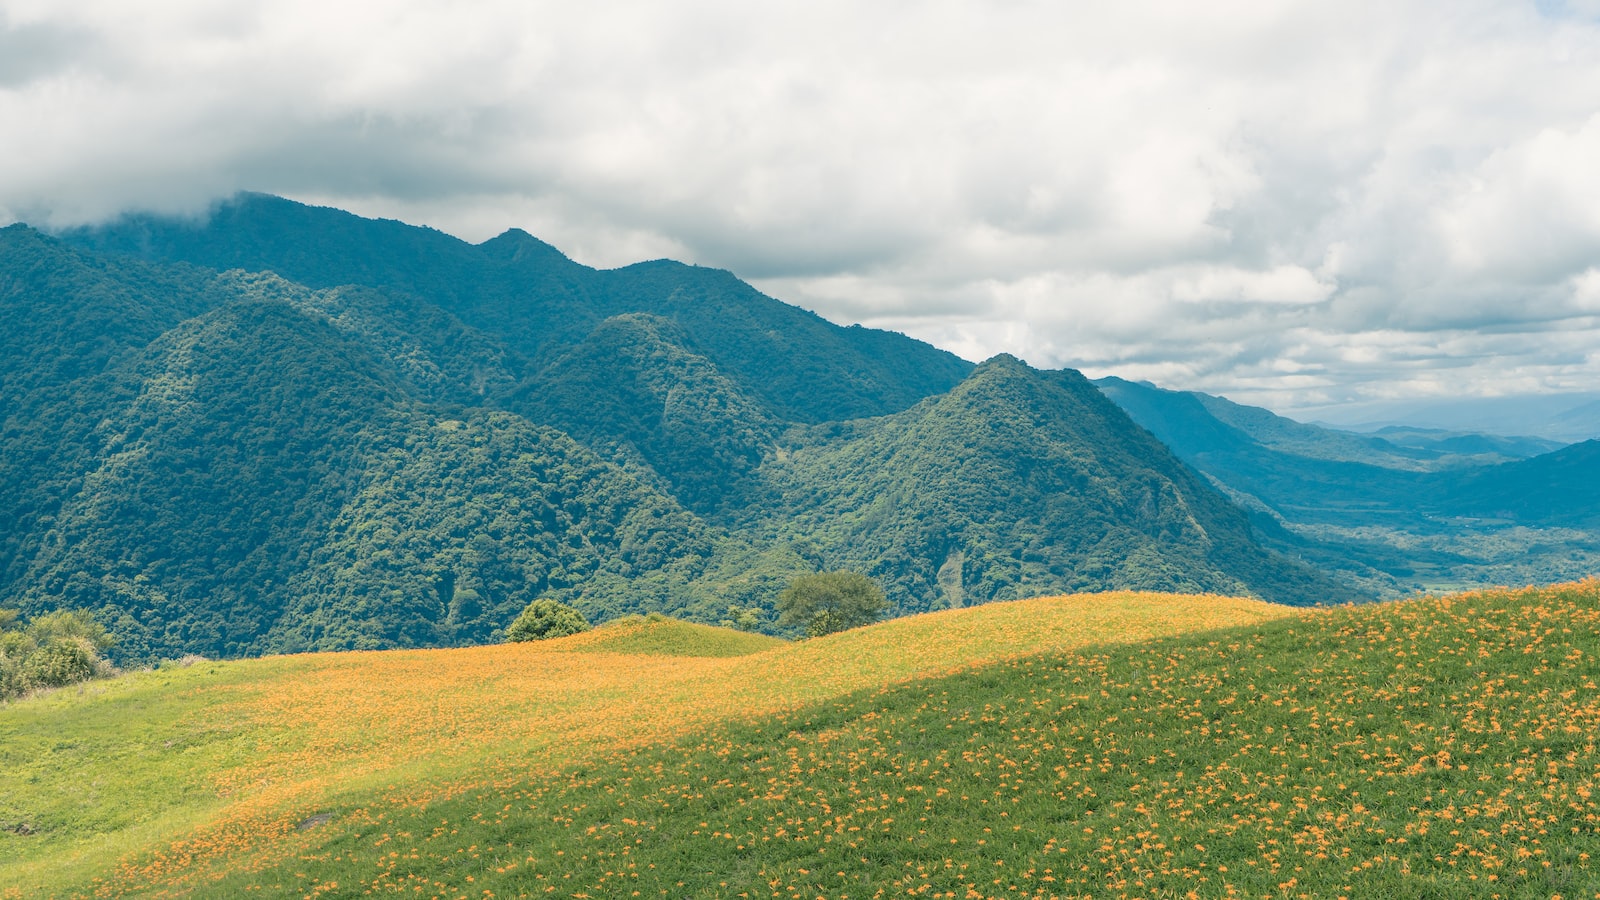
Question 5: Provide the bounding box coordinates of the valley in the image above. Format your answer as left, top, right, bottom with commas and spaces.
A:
1095, 377, 1600, 596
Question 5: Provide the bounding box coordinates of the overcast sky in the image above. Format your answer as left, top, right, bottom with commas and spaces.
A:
4, 0, 1600, 419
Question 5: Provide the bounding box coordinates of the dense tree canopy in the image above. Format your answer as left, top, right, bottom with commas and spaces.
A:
505, 599, 590, 642
776, 572, 887, 637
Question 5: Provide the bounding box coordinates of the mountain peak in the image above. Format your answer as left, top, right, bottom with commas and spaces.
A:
477, 227, 571, 265
979, 352, 1027, 367
955, 353, 1055, 395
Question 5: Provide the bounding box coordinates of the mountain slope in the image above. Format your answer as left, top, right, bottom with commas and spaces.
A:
755, 356, 1355, 608
10, 299, 408, 659
1431, 439, 1600, 527
1096, 375, 1600, 594
0, 244, 746, 659
506, 312, 778, 514
63, 193, 975, 423
0, 229, 227, 605
587, 259, 972, 421
265, 410, 726, 653
1095, 375, 1597, 530
1096, 376, 1553, 471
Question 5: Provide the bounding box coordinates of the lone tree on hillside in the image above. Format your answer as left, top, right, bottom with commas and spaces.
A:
505, 598, 590, 642
777, 571, 887, 638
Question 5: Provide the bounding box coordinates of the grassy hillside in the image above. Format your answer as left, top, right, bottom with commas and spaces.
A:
0, 591, 1291, 897
544, 614, 786, 657
7, 583, 1600, 897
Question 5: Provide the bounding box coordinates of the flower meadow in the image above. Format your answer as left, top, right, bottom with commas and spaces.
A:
1, 593, 1284, 897
6, 583, 1600, 899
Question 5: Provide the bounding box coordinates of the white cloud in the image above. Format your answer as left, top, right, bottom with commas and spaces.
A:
3, 0, 1600, 416
1435, 112, 1600, 282
1169, 265, 1334, 306
1572, 268, 1600, 310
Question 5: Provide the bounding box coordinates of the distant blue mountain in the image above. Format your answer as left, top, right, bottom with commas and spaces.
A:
1304, 393, 1600, 443
1097, 376, 1600, 594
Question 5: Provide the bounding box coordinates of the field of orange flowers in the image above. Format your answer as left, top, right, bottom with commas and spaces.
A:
0, 591, 1288, 897
8, 583, 1600, 898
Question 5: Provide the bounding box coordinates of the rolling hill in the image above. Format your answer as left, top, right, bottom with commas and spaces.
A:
4, 583, 1599, 898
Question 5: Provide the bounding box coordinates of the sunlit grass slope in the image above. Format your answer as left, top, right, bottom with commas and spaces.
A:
173, 581, 1600, 900
544, 614, 786, 657
0, 591, 1284, 897
296, 580, 1593, 900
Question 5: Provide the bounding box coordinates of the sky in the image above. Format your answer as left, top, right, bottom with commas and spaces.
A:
4, 0, 1600, 421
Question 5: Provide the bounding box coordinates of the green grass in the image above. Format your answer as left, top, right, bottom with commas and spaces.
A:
1, 592, 1283, 897
199, 583, 1600, 899
545, 613, 787, 657
0, 659, 275, 891
8, 585, 1600, 898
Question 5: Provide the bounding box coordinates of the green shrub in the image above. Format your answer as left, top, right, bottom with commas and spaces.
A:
505, 599, 590, 642
25, 609, 113, 652
0, 655, 24, 699
0, 608, 115, 700
24, 639, 99, 688
719, 604, 764, 632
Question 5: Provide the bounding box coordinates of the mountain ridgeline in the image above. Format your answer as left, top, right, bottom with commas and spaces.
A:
6, 195, 1364, 659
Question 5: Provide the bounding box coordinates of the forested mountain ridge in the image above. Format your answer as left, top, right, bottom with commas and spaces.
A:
752, 357, 1356, 608
0, 234, 757, 658
0, 195, 1388, 659
506, 312, 780, 515
63, 193, 975, 423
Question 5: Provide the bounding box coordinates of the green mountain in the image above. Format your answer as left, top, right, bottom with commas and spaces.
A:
505, 312, 779, 514
0, 197, 1372, 660
2, 264, 740, 658
1096, 376, 1556, 472
63, 192, 974, 424
1096, 376, 1600, 594
1, 226, 221, 600
11, 299, 409, 659
1095, 376, 1429, 523
1366, 425, 1565, 460
758, 358, 1354, 608
1432, 439, 1600, 528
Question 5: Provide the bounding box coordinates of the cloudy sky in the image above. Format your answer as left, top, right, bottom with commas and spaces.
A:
4, 0, 1600, 420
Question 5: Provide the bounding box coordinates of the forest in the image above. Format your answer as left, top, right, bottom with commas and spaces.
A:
0, 195, 1590, 661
